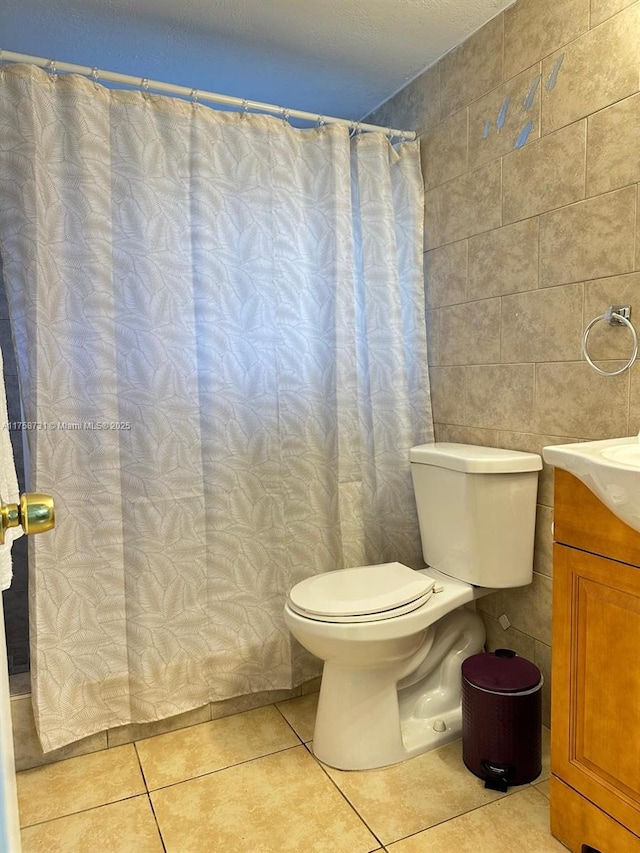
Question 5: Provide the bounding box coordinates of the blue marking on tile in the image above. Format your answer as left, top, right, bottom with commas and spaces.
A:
483, 120, 490, 138
496, 97, 510, 130
514, 122, 533, 149
545, 54, 565, 91
523, 75, 541, 111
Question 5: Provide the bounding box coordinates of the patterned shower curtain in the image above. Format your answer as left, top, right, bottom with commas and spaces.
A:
0, 64, 432, 751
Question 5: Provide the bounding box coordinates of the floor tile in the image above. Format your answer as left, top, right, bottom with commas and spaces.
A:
151, 744, 379, 853
535, 779, 551, 798
322, 739, 507, 846
17, 743, 146, 826
276, 691, 318, 742
20, 795, 164, 853
136, 704, 301, 790
386, 787, 564, 851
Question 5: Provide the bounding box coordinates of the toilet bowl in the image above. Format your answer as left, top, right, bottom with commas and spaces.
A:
284, 443, 542, 771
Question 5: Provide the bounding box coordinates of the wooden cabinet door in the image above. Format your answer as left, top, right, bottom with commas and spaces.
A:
552, 543, 640, 837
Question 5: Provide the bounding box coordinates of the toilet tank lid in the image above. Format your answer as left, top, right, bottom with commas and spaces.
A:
409, 443, 542, 473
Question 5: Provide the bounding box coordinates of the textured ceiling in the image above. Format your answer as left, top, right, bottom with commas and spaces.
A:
2, 0, 516, 123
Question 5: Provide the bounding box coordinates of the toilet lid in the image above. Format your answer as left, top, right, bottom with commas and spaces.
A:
287, 562, 435, 622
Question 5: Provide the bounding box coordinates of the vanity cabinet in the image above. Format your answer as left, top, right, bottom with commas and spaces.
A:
551, 469, 640, 852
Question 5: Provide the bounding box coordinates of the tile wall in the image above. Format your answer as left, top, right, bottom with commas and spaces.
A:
367, 0, 640, 724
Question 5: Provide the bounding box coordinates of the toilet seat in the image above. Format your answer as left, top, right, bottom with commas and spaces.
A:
287, 562, 435, 623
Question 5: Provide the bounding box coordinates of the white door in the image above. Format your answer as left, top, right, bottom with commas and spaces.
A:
0, 490, 54, 853
0, 601, 20, 853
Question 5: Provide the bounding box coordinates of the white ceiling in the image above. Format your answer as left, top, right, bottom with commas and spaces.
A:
2, 0, 515, 123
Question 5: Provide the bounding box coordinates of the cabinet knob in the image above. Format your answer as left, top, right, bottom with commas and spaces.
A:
0, 493, 55, 544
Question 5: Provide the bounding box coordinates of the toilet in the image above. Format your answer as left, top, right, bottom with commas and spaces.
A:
284, 442, 542, 770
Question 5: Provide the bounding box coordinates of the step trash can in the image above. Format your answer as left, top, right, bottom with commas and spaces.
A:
461, 648, 543, 791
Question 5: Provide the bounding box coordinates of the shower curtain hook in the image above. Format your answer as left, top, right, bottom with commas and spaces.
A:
317, 115, 326, 132
350, 121, 362, 139
281, 107, 291, 126
241, 99, 249, 117
90, 67, 100, 90
190, 88, 199, 110
140, 77, 149, 99
47, 59, 58, 83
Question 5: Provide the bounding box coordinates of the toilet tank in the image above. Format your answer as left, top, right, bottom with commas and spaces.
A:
409, 443, 542, 588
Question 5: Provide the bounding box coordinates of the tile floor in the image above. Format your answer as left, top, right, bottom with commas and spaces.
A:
17, 692, 567, 852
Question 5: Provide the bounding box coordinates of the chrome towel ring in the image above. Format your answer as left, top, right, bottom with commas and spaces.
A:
581, 305, 638, 376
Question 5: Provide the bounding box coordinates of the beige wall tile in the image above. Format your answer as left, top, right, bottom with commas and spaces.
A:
108, 704, 211, 748
502, 121, 586, 224
439, 299, 501, 365
429, 366, 466, 424
371, 0, 640, 675
629, 366, 640, 432
367, 64, 440, 136
535, 361, 630, 437
504, 0, 589, 80
501, 283, 584, 362
426, 308, 440, 366
424, 240, 467, 308
541, 4, 640, 135
496, 431, 580, 507
11, 694, 107, 772
480, 613, 536, 659
208, 688, 300, 720
300, 676, 321, 695
435, 425, 499, 445
468, 65, 542, 171
587, 94, 640, 196
591, 0, 637, 26
534, 504, 554, 578
477, 571, 553, 645
468, 219, 539, 300
539, 186, 636, 288
421, 109, 468, 190
424, 161, 502, 249
583, 273, 640, 360
465, 364, 535, 432
534, 641, 552, 728
439, 15, 503, 120
637, 185, 640, 271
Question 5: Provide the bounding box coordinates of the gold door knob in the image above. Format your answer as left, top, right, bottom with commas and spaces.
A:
0, 493, 55, 544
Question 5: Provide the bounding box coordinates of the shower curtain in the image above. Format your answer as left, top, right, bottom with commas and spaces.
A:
0, 64, 432, 751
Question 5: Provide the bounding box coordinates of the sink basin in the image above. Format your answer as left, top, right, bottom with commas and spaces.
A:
543, 436, 640, 532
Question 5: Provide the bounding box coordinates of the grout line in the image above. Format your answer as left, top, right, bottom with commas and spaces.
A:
146, 792, 168, 853
272, 700, 308, 745
141, 742, 304, 795
133, 740, 151, 793
19, 792, 151, 831
306, 749, 387, 850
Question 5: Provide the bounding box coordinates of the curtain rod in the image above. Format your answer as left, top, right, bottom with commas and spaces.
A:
0, 50, 416, 141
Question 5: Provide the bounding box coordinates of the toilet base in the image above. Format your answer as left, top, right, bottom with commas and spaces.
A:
312, 608, 485, 770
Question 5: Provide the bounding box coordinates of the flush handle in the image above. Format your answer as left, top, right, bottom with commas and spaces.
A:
0, 493, 55, 544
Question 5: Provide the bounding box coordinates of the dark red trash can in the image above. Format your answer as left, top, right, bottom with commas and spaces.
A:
461, 649, 543, 791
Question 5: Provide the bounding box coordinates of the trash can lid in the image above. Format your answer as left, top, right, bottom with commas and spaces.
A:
462, 649, 541, 694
